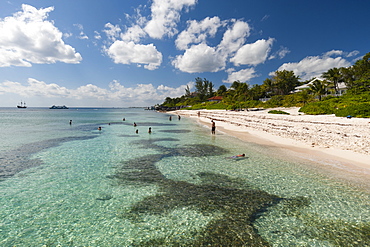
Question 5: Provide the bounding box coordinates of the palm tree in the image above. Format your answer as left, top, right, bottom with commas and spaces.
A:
231, 81, 249, 102
322, 67, 342, 94
216, 85, 227, 96
262, 78, 274, 96
308, 79, 327, 101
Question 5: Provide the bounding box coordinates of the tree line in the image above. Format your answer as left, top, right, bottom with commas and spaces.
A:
161, 52, 370, 111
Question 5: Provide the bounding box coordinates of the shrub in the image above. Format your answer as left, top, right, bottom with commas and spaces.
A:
206, 102, 228, 109
185, 103, 206, 110
263, 95, 285, 108
299, 92, 370, 117
299, 101, 336, 115
335, 103, 370, 118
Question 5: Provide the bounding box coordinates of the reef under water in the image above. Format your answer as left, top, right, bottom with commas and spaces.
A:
0, 136, 96, 179
107, 138, 311, 246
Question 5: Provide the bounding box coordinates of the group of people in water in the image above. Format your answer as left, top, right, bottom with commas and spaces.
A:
70, 114, 244, 157
169, 115, 181, 121
132, 122, 151, 134
70, 112, 216, 136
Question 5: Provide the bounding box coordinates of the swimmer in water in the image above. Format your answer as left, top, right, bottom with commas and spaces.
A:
227, 154, 245, 159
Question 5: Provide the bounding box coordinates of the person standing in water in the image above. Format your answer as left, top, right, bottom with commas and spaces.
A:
211, 120, 216, 135
148, 127, 152, 134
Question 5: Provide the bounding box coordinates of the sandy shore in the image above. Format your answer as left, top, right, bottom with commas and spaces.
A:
173, 108, 370, 190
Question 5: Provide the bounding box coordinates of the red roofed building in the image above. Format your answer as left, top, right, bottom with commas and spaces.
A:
207, 96, 223, 102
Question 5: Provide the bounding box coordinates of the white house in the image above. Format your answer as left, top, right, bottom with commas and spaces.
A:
293, 78, 347, 96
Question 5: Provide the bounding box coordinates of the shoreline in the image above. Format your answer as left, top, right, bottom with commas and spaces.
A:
173, 108, 370, 191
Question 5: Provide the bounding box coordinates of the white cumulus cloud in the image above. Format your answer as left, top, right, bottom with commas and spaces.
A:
0, 78, 70, 97
347, 50, 360, 57
273, 51, 352, 80
175, 16, 223, 50
218, 20, 251, 56
223, 68, 258, 83
323, 50, 343, 57
172, 43, 225, 73
106, 41, 162, 70
269, 46, 290, 60
121, 25, 146, 43
103, 0, 194, 70
144, 0, 198, 39
103, 23, 122, 42
230, 38, 274, 66
0, 78, 192, 106
0, 4, 82, 67
173, 19, 252, 73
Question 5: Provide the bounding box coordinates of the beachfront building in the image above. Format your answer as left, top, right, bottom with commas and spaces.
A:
207, 96, 223, 102
292, 78, 322, 93
334, 82, 347, 96
293, 78, 347, 96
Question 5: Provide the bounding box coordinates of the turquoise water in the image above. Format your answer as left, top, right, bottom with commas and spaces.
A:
0, 107, 369, 246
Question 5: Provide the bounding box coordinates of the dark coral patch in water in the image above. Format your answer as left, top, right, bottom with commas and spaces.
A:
96, 194, 113, 201
131, 138, 180, 145
112, 153, 282, 246
172, 144, 228, 157
130, 138, 228, 158
108, 136, 286, 246
0, 136, 96, 179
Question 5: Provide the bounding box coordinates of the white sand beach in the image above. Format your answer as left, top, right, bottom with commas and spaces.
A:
173, 108, 370, 189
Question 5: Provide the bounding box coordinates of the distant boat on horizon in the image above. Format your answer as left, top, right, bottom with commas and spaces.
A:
17, 101, 27, 108
50, 105, 69, 109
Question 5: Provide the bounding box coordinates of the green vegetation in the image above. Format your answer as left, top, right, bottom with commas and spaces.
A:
299, 93, 370, 117
160, 52, 370, 118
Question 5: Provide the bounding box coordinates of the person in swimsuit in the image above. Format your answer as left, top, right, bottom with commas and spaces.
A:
211, 120, 216, 135
227, 154, 245, 159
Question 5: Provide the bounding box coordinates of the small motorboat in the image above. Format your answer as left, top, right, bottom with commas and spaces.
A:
50, 105, 69, 109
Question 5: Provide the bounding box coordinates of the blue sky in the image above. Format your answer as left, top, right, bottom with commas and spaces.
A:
0, 0, 369, 107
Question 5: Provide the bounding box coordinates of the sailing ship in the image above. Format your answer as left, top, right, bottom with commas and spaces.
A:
17, 101, 27, 108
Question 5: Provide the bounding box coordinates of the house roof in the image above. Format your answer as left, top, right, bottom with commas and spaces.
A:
208, 96, 223, 101
293, 78, 347, 93
294, 78, 324, 91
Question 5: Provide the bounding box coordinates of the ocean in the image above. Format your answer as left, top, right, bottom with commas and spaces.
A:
0, 107, 369, 246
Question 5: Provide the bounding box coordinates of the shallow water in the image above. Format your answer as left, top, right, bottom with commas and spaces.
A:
0, 107, 369, 246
